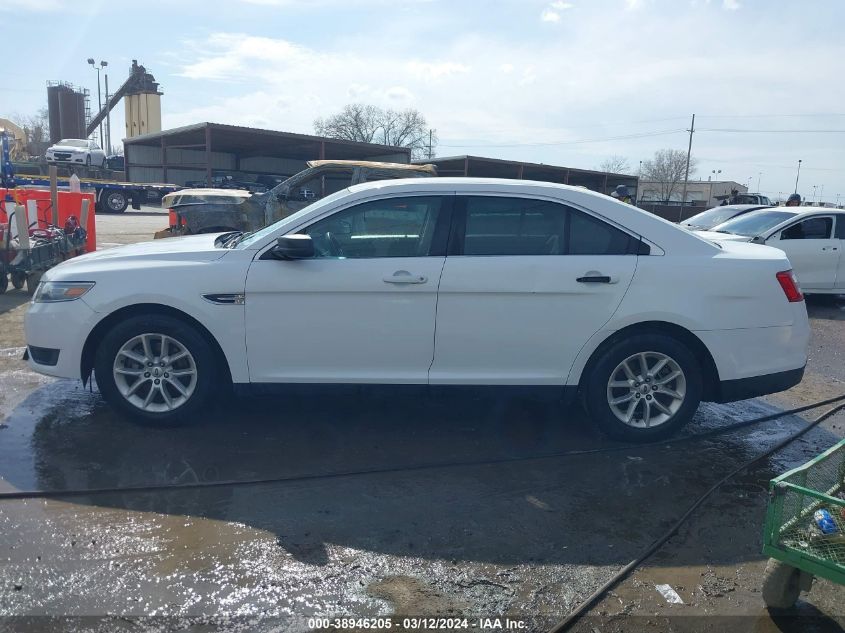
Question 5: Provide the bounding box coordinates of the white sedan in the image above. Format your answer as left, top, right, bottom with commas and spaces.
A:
45, 138, 106, 168
24, 179, 810, 441
696, 206, 845, 294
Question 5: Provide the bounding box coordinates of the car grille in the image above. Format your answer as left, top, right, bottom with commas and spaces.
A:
54, 153, 72, 160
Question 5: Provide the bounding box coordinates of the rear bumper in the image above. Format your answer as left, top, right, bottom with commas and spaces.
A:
715, 366, 805, 403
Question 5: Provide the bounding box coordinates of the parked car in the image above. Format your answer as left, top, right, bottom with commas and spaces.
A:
680, 204, 773, 231
714, 191, 773, 206
184, 174, 267, 193
158, 189, 253, 236
105, 154, 125, 171
45, 139, 107, 168
695, 206, 845, 294
24, 179, 809, 440
162, 160, 437, 237
254, 174, 287, 189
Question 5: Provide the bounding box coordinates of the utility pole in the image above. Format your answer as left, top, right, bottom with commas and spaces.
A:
794, 159, 802, 193
819, 184, 824, 204
427, 129, 433, 160
679, 113, 695, 222
757, 172, 762, 193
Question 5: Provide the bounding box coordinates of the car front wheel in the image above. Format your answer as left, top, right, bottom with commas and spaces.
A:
94, 314, 218, 425
583, 333, 703, 441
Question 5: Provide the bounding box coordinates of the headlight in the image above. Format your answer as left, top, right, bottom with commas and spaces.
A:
33, 281, 95, 303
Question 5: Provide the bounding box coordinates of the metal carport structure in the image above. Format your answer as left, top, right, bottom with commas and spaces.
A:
124, 122, 411, 186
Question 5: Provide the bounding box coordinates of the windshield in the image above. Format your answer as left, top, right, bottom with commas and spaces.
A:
710, 210, 796, 237
57, 139, 88, 147
684, 206, 748, 229
235, 188, 352, 248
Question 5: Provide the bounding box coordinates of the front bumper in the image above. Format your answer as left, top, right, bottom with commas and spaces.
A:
24, 298, 98, 379
47, 154, 85, 164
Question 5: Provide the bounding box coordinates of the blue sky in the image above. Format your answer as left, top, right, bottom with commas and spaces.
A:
2, 0, 844, 202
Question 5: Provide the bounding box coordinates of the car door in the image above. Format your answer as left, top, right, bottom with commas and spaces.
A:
766, 215, 838, 290
429, 195, 639, 385
244, 194, 451, 383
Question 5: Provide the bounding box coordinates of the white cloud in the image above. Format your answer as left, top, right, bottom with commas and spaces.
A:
723, 0, 741, 9
0, 0, 62, 11
406, 61, 470, 81
165, 16, 845, 197
541, 9, 561, 22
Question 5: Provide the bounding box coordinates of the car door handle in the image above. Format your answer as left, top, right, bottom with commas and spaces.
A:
383, 271, 428, 284
576, 275, 612, 283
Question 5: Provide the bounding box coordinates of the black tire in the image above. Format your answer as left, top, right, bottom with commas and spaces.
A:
762, 559, 802, 609
25, 272, 42, 295
101, 157, 107, 169
0, 274, 7, 294
85, 155, 91, 167
103, 190, 129, 213
94, 314, 219, 425
583, 333, 703, 441
10, 272, 25, 290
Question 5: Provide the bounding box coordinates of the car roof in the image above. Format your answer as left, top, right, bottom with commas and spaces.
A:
707, 204, 770, 211
338, 177, 718, 256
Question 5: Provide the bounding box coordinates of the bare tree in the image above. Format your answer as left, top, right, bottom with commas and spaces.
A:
12, 108, 50, 158
640, 149, 698, 202
315, 104, 436, 160
599, 155, 631, 174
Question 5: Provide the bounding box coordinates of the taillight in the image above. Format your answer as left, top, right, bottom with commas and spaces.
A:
167, 209, 186, 229
776, 270, 804, 302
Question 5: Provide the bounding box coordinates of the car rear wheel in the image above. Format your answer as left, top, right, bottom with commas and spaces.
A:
94, 314, 218, 425
583, 333, 703, 441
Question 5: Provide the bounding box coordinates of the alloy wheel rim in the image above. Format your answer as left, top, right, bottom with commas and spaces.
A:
113, 333, 197, 413
606, 351, 686, 428
107, 193, 124, 211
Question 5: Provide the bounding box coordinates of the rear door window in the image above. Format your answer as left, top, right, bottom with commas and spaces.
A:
781, 216, 833, 240
458, 196, 634, 255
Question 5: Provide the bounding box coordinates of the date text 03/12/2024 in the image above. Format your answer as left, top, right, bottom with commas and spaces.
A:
307, 617, 528, 630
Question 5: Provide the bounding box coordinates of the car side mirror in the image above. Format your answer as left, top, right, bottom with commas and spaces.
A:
272, 234, 314, 259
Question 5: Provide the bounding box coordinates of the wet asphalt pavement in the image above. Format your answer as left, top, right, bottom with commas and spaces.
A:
0, 210, 843, 631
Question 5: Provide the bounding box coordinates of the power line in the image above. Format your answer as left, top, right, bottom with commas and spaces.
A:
697, 113, 845, 119
699, 128, 845, 133
440, 128, 685, 149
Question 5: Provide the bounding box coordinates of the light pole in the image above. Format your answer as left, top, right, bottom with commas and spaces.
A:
819, 184, 824, 205
102, 61, 110, 154
757, 172, 762, 192
812, 185, 818, 203
87, 58, 107, 149
836, 193, 841, 208
794, 159, 802, 193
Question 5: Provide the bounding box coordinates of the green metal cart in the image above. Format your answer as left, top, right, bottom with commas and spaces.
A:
761, 438, 845, 608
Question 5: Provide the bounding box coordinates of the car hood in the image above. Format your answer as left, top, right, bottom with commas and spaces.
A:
693, 230, 752, 243
49, 144, 87, 152
44, 233, 227, 279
